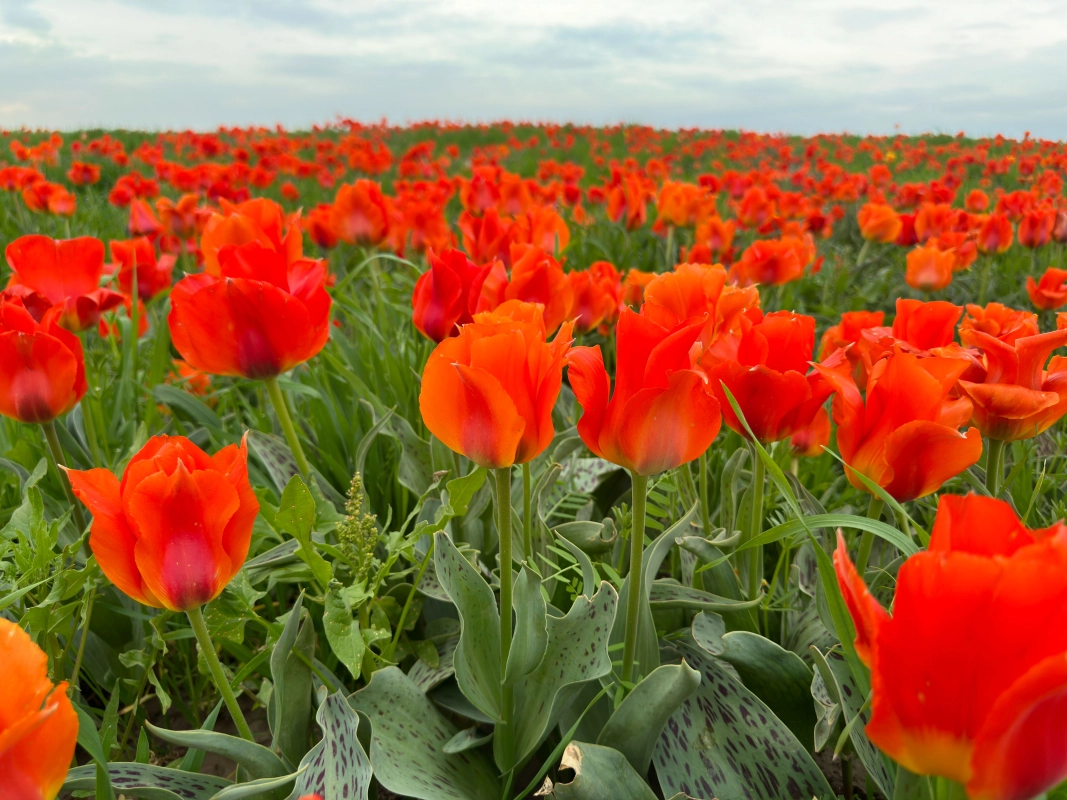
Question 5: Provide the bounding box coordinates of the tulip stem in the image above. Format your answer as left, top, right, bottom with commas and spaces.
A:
745, 448, 765, 602
493, 467, 515, 772
621, 472, 649, 686
699, 452, 711, 539
986, 437, 1005, 497
977, 255, 993, 306
41, 420, 87, 535
856, 496, 885, 577
186, 605, 255, 743
264, 376, 311, 478
855, 239, 870, 267
522, 462, 533, 563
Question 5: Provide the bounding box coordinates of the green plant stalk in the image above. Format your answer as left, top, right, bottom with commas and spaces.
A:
186, 605, 255, 742
855, 495, 885, 576
128, 258, 140, 426
494, 467, 515, 771
264, 375, 311, 477
41, 419, 87, 534
698, 452, 711, 538
522, 461, 532, 562
142, 305, 173, 432
385, 540, 435, 661
855, 238, 870, 267
70, 586, 96, 691
977, 254, 993, 306
620, 472, 649, 686
986, 437, 1005, 497
745, 447, 765, 602
78, 349, 103, 466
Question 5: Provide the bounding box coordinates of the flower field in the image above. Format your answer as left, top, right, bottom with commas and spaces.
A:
2, 122, 1067, 800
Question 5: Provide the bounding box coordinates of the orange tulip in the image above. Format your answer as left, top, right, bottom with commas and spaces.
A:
411, 248, 503, 343
704, 310, 834, 443
0, 298, 87, 424
818, 309, 886, 384
976, 214, 1013, 255
169, 242, 331, 380
914, 203, 957, 243
568, 308, 720, 475
835, 494, 1067, 800
419, 302, 571, 468
128, 198, 162, 239
815, 349, 982, 501
694, 215, 736, 256
622, 269, 656, 307
857, 203, 902, 243
200, 197, 303, 275
503, 244, 574, 334
458, 208, 514, 265
67, 435, 258, 611
4, 235, 123, 332
905, 243, 956, 291
957, 328, 1067, 441
110, 237, 175, 301
567, 260, 622, 333
304, 203, 339, 250
965, 189, 990, 212
730, 236, 810, 287
892, 298, 962, 351
156, 194, 203, 240
960, 303, 1039, 347
0, 618, 78, 800
1018, 208, 1055, 249
330, 180, 392, 247
1026, 267, 1067, 311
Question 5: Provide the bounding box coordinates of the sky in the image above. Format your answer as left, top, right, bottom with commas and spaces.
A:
4, 0, 1067, 137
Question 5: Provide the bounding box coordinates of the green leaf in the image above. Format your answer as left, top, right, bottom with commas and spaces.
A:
433, 531, 502, 722
443, 466, 488, 518
75, 703, 111, 767
323, 580, 366, 679
442, 726, 494, 754
893, 765, 935, 800
505, 581, 619, 772
179, 700, 224, 773
553, 520, 617, 554
152, 384, 225, 434
597, 661, 701, 776
716, 631, 816, 750
408, 635, 458, 693
146, 722, 288, 780
277, 476, 332, 587
648, 581, 763, 613
555, 535, 597, 598
689, 611, 725, 656
211, 771, 301, 800
731, 513, 918, 558
205, 573, 265, 646
63, 763, 230, 800
505, 566, 548, 685
287, 693, 372, 800
541, 741, 658, 799
270, 594, 315, 767
652, 644, 833, 800
350, 667, 501, 800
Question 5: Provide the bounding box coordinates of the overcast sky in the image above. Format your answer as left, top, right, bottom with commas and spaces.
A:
4, 0, 1067, 137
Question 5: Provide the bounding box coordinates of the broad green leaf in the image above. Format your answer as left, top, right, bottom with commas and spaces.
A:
287, 693, 371, 800
597, 661, 701, 776
324, 580, 365, 679
152, 384, 225, 434
433, 531, 502, 721
717, 631, 816, 750
178, 700, 224, 772
542, 741, 658, 799
689, 611, 725, 656
555, 535, 597, 598
350, 666, 501, 800
63, 763, 229, 800
277, 476, 331, 587
505, 566, 548, 685
442, 726, 493, 754
212, 771, 302, 800
270, 595, 316, 767
649, 581, 763, 613
653, 644, 833, 800
146, 722, 287, 780
893, 766, 935, 800
553, 520, 617, 554
408, 634, 458, 693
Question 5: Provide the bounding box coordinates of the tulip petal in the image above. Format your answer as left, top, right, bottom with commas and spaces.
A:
128, 464, 239, 611
618, 369, 721, 476
0, 329, 80, 424
881, 422, 983, 501
709, 361, 813, 442
832, 531, 888, 667
5, 235, 104, 304
929, 494, 1037, 557
210, 437, 259, 571
567, 345, 611, 462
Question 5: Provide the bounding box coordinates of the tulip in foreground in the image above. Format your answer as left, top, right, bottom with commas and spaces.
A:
0, 618, 78, 800
1026, 267, 1067, 311
67, 434, 259, 741
410, 247, 505, 343
836, 494, 1067, 800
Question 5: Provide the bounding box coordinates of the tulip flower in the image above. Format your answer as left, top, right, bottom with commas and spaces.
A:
895, 212, 918, 247
4, 235, 123, 332
730, 236, 811, 287
857, 203, 902, 243
914, 203, 957, 243
965, 189, 990, 212
694, 215, 735, 257
622, 269, 656, 307
110, 237, 175, 301
568, 306, 720, 682
815, 349, 982, 502
835, 494, 1067, 800
957, 328, 1067, 443
67, 434, 259, 742
1026, 267, 1067, 311
1018, 208, 1055, 249
818, 309, 885, 383
458, 208, 514, 265
200, 197, 303, 275
67, 160, 100, 186
976, 214, 1013, 255
411, 248, 506, 343
156, 194, 204, 240
0, 618, 78, 800
330, 179, 391, 247
704, 310, 833, 444
566, 260, 622, 334
304, 203, 339, 249
789, 406, 830, 459
128, 198, 163, 239
959, 303, 1039, 346
891, 298, 962, 351
905, 243, 956, 291
420, 301, 572, 470
503, 244, 574, 334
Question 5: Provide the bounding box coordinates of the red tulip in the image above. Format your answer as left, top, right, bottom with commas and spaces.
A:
835, 494, 1067, 800
67, 435, 259, 611
704, 310, 834, 443
1018, 208, 1055, 249
789, 406, 831, 458
4, 235, 123, 332
0, 298, 87, 424
891, 298, 962, 352
569, 308, 721, 476
1026, 267, 1067, 311
419, 302, 571, 468
815, 349, 981, 501
330, 180, 391, 247
200, 197, 303, 275
566, 260, 622, 333
976, 214, 1013, 255
110, 237, 175, 301
128, 198, 163, 239
0, 618, 78, 800
503, 244, 574, 334
730, 236, 812, 287
959, 303, 1039, 347
411, 248, 504, 343
169, 242, 331, 379
905, 243, 956, 291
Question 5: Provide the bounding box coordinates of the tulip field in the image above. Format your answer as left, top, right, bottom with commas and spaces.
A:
4, 123, 1067, 800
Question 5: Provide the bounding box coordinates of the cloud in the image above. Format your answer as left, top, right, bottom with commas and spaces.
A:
3, 0, 1067, 136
